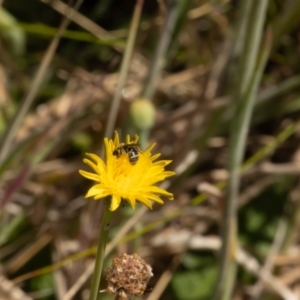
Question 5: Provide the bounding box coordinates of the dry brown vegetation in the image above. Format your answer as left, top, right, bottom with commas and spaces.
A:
0, 0, 300, 299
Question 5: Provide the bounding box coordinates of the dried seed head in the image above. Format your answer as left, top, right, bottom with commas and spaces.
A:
106, 253, 153, 299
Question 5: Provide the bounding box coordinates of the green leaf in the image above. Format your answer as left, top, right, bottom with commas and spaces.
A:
0, 8, 25, 56
171, 268, 217, 300
0, 212, 27, 246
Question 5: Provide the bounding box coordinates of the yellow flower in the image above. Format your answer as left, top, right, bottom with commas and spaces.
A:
79, 132, 175, 211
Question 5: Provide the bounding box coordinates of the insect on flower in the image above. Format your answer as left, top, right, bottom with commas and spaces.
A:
79, 131, 175, 211
113, 143, 140, 165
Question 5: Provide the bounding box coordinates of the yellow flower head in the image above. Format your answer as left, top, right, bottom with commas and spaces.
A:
79, 132, 175, 211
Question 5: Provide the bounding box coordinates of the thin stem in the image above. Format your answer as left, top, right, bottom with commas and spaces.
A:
251, 219, 287, 300
236, 2, 267, 99
142, 0, 180, 100
280, 180, 300, 252
272, 0, 300, 50
104, 0, 144, 139
129, 0, 180, 146
191, 121, 297, 206
0, 0, 83, 168
213, 1, 270, 299
89, 203, 113, 300
137, 128, 149, 151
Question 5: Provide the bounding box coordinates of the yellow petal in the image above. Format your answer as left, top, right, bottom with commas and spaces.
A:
86, 185, 109, 199
133, 134, 139, 143
110, 194, 122, 211
150, 153, 161, 161
83, 159, 99, 174
85, 153, 103, 165
144, 143, 156, 154
125, 134, 130, 144
146, 194, 164, 204
138, 196, 153, 209
79, 170, 100, 182
144, 186, 174, 198
126, 196, 136, 209
163, 171, 176, 177
153, 160, 172, 167
113, 131, 120, 148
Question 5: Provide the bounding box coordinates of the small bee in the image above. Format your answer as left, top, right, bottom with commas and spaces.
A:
113, 143, 140, 165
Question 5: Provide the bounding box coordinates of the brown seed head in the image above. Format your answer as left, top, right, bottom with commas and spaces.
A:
106, 253, 153, 299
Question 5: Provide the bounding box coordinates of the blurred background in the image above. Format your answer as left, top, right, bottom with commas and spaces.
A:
0, 0, 300, 299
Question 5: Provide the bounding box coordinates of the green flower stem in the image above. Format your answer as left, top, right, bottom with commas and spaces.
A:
89, 202, 113, 300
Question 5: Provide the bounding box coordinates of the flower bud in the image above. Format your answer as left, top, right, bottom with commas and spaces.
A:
129, 99, 156, 130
